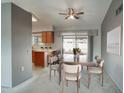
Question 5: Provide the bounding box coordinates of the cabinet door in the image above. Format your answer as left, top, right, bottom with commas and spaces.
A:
42, 32, 47, 43
34, 52, 44, 67
47, 32, 54, 43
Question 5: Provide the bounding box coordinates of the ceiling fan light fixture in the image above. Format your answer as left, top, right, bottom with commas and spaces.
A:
69, 15, 74, 19
59, 8, 84, 20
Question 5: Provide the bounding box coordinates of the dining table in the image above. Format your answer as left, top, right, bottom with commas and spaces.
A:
58, 61, 97, 85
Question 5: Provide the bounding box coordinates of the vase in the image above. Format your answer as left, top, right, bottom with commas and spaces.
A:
76, 53, 79, 62
74, 54, 76, 62
74, 53, 79, 62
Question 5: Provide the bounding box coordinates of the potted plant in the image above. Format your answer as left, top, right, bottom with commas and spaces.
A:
73, 48, 81, 55
73, 48, 81, 62
73, 48, 77, 55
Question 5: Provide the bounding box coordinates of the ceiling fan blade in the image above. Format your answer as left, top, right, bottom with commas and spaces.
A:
71, 8, 75, 14
68, 8, 71, 15
76, 12, 84, 15
58, 13, 67, 15
65, 16, 69, 19
74, 16, 79, 19
68, 8, 75, 15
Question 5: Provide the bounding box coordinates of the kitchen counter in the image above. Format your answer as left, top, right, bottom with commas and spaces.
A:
32, 49, 55, 53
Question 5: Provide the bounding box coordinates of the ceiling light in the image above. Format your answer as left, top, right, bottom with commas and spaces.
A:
32, 15, 38, 22
69, 15, 74, 19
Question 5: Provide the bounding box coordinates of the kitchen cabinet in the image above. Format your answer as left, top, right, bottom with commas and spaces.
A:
42, 32, 47, 43
32, 51, 44, 67
42, 31, 54, 43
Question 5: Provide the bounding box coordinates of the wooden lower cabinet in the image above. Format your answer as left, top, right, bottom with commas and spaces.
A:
32, 51, 35, 62
32, 51, 44, 67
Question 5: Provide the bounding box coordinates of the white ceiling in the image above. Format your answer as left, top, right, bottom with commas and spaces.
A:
2, 0, 112, 31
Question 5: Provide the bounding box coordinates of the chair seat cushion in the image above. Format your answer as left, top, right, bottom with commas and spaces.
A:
88, 67, 102, 74
51, 64, 58, 70
65, 73, 81, 81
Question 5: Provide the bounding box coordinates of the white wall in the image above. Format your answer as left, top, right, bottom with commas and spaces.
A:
12, 3, 32, 87
1, 3, 12, 87
101, 0, 123, 91
52, 32, 62, 50
93, 27, 101, 60
32, 25, 54, 32
1, 3, 32, 87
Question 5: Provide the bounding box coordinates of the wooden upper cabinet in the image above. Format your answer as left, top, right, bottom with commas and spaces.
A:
47, 32, 54, 43
42, 31, 54, 43
42, 32, 47, 43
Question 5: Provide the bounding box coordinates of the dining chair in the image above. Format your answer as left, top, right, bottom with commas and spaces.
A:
49, 55, 59, 80
62, 63, 82, 93
87, 60, 104, 88
56, 50, 63, 63
95, 56, 102, 66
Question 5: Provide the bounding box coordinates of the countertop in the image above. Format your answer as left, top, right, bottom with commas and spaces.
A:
32, 49, 55, 53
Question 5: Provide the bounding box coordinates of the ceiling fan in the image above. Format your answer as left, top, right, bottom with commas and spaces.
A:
59, 8, 84, 19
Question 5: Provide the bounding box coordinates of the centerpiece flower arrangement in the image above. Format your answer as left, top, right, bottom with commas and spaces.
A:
73, 48, 81, 55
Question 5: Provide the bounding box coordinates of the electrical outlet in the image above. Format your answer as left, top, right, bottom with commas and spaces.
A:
20, 66, 24, 72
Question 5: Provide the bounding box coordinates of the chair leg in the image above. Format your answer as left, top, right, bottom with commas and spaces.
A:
62, 78, 64, 93
54, 70, 56, 77
77, 81, 79, 93
102, 73, 103, 86
87, 66, 88, 70
99, 74, 101, 81
78, 79, 80, 88
49, 69, 51, 80
82, 66, 83, 70
88, 73, 91, 88
66, 80, 68, 87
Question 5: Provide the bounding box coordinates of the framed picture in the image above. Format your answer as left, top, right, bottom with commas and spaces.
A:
107, 25, 121, 55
